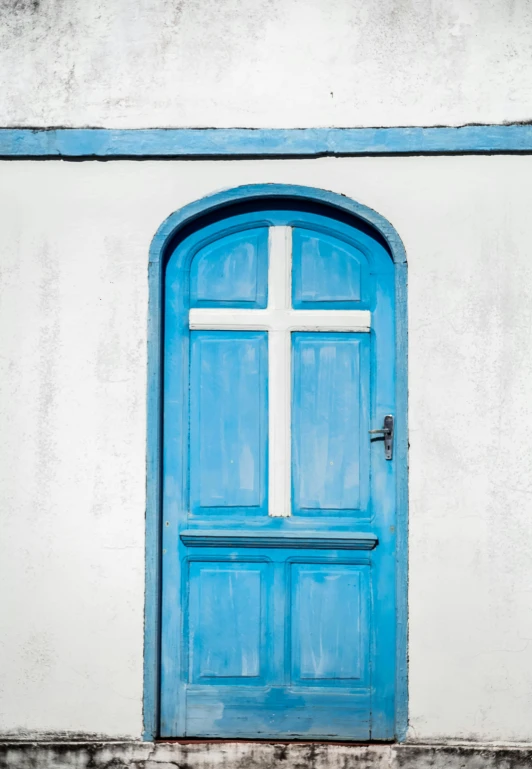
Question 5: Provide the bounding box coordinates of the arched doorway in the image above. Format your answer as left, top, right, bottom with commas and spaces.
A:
147, 185, 407, 740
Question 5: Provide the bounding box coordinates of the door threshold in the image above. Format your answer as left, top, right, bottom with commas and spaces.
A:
156, 738, 395, 745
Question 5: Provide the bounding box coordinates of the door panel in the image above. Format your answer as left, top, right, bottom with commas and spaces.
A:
189, 331, 268, 514
292, 333, 370, 515
290, 563, 369, 684
187, 561, 269, 684
161, 207, 398, 740
292, 227, 369, 308
190, 226, 269, 308
185, 680, 371, 740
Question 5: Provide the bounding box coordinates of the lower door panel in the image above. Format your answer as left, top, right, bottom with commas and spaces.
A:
181, 548, 372, 739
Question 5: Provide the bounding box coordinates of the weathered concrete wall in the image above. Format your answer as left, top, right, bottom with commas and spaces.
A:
1, 0, 531, 128
1, 157, 532, 741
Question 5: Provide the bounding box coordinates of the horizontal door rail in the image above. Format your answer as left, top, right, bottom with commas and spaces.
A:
179, 530, 378, 550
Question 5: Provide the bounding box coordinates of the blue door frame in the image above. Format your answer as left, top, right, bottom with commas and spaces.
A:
143, 184, 408, 741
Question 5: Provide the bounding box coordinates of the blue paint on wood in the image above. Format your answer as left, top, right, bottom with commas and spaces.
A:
291, 564, 369, 684
394, 259, 409, 742
292, 333, 369, 514
367, 240, 397, 740
187, 562, 268, 684
185, 677, 371, 739
163, 208, 395, 739
190, 227, 268, 308
292, 229, 364, 306
2, 125, 532, 157
189, 331, 268, 513
143, 184, 408, 742
182, 549, 374, 738
179, 530, 378, 549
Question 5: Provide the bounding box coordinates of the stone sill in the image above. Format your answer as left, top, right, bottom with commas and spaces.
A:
2, 740, 532, 769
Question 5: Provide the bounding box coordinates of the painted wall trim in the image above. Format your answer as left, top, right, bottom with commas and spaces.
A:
1, 125, 532, 158
144, 184, 408, 742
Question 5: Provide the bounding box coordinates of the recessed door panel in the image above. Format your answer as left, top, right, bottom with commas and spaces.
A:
292, 333, 369, 514
190, 227, 269, 307
292, 227, 369, 308
290, 563, 370, 686
187, 561, 269, 684
189, 331, 268, 514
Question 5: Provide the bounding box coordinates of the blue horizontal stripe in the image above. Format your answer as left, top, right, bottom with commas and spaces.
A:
1, 125, 532, 157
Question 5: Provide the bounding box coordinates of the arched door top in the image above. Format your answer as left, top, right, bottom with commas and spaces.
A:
149, 184, 407, 268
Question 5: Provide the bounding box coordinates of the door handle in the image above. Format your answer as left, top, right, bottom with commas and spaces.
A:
369, 415, 394, 460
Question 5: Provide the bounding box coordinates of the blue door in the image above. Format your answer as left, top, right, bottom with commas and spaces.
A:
160, 201, 397, 739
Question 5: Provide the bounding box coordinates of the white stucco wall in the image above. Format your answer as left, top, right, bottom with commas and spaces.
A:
1, 157, 532, 741
1, 0, 532, 129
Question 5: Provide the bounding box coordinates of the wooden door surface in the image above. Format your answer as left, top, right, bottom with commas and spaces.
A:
160, 204, 397, 739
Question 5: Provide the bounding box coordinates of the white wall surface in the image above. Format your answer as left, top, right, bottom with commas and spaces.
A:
1, 0, 532, 129
1, 157, 532, 741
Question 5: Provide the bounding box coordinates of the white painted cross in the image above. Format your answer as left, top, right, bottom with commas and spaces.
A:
189, 226, 371, 516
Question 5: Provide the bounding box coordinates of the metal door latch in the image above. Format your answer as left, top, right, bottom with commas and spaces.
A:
369, 415, 394, 460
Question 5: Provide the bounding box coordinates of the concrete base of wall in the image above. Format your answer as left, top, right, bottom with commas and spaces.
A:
2, 741, 532, 769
